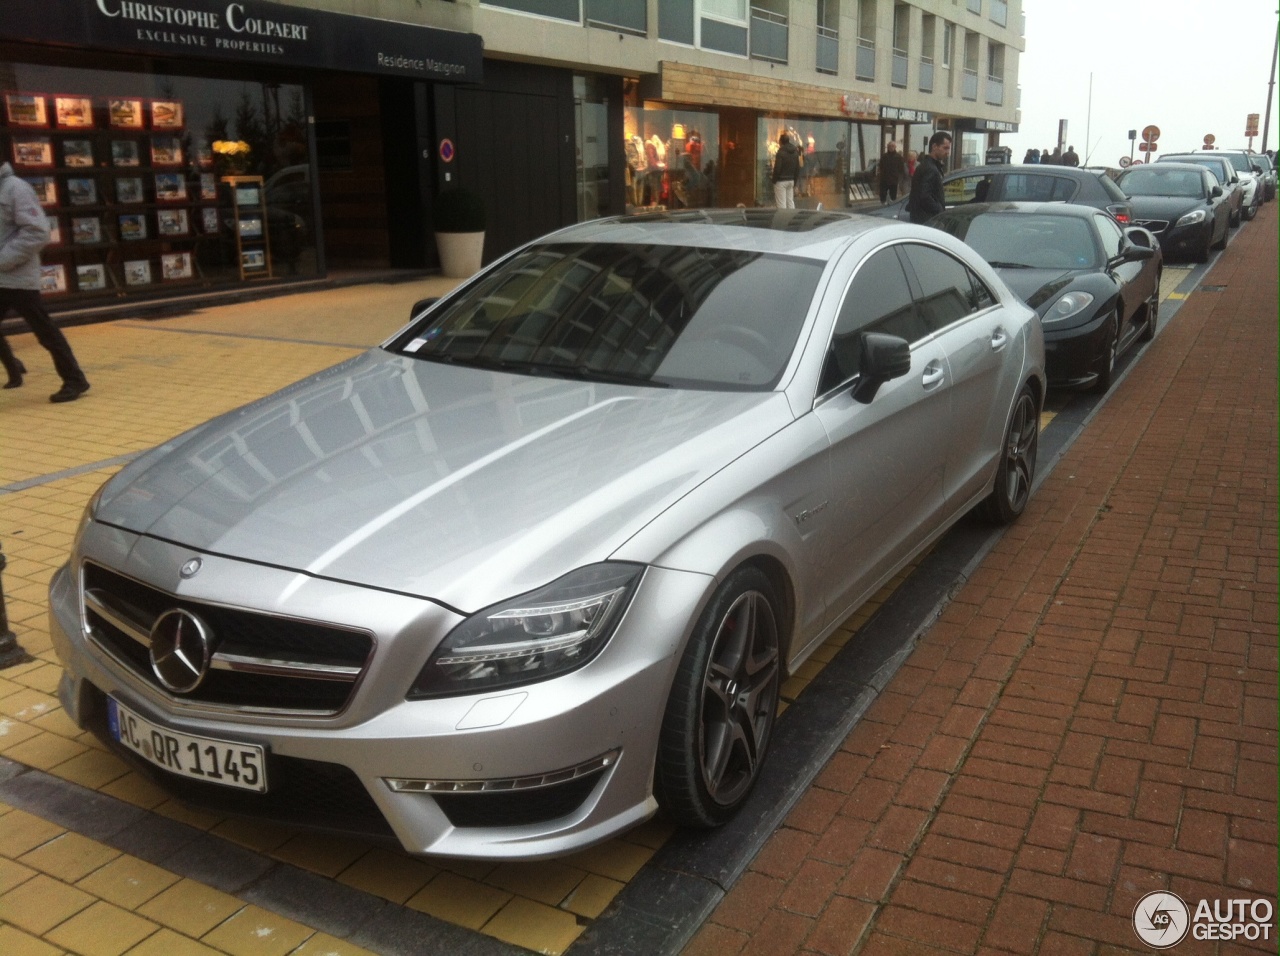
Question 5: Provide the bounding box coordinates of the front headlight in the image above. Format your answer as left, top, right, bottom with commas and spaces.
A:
407, 563, 645, 699
1175, 209, 1207, 227
1043, 291, 1095, 325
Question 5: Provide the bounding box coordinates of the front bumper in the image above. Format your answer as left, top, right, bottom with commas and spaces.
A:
1042, 310, 1112, 388
1145, 220, 1213, 261
50, 527, 713, 859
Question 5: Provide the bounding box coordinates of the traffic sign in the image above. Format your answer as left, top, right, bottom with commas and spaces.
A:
1246, 113, 1260, 136
1119, 156, 1132, 168
1138, 142, 1157, 152
1203, 134, 1216, 148
1142, 125, 1160, 143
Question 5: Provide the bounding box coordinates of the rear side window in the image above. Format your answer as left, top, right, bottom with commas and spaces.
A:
899, 244, 985, 333
999, 174, 1076, 202
821, 248, 924, 393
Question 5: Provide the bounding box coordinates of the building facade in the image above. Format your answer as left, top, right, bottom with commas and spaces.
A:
0, 0, 1022, 310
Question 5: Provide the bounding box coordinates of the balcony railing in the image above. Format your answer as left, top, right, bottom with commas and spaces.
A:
919, 55, 934, 93
989, 0, 1007, 27
816, 25, 838, 74
892, 48, 908, 88
856, 37, 875, 80
962, 68, 978, 100
985, 75, 1004, 105
750, 7, 788, 64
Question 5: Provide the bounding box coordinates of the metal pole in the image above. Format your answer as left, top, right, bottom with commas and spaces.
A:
1263, 17, 1279, 153
0, 544, 31, 669
1084, 73, 1092, 163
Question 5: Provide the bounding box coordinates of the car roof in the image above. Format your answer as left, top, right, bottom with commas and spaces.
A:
938, 201, 1100, 219
1120, 162, 1209, 173
944, 164, 1109, 181
541, 209, 903, 259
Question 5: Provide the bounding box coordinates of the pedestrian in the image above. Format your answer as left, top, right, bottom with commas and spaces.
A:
771, 132, 801, 209
1022, 148, 1039, 164
877, 141, 908, 204
1062, 144, 1080, 167
906, 131, 952, 224
1049, 146, 1063, 165
905, 149, 918, 181
0, 162, 90, 401
1041, 147, 1056, 165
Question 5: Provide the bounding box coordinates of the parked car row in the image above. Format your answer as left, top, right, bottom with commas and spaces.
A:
51, 209, 1048, 859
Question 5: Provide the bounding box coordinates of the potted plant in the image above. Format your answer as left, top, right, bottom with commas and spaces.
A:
432, 185, 487, 278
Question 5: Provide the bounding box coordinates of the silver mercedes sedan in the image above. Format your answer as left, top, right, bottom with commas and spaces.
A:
50, 210, 1045, 860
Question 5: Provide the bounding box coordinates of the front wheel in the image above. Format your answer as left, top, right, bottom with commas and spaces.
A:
1139, 281, 1159, 343
655, 567, 782, 827
980, 384, 1039, 524
1092, 313, 1119, 393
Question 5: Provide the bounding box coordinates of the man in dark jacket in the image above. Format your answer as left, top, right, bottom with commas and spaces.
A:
1062, 145, 1080, 167
877, 141, 907, 203
771, 133, 801, 208
906, 131, 951, 224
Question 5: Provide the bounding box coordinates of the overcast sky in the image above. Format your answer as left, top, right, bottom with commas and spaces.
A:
1002, 2, 1280, 165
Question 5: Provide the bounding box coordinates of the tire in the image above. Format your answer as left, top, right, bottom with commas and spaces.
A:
1139, 279, 1159, 343
1212, 219, 1229, 251
1194, 235, 1211, 263
1229, 206, 1241, 228
1092, 313, 1119, 393
980, 383, 1039, 524
654, 566, 782, 827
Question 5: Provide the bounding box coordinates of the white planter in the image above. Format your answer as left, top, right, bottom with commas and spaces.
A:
435, 230, 485, 279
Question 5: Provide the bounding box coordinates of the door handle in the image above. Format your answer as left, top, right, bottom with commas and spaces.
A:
921, 361, 945, 388
990, 328, 1008, 351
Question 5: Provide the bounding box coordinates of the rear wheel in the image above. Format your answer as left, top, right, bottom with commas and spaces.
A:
980, 384, 1038, 524
655, 567, 782, 827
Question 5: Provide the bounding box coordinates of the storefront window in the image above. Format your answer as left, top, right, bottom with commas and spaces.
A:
1, 60, 318, 304
624, 107, 718, 211
756, 116, 869, 208
960, 130, 985, 170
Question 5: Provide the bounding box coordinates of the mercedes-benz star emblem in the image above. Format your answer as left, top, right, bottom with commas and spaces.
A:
180, 557, 202, 579
149, 608, 212, 693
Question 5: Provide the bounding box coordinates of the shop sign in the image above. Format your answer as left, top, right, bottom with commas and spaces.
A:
0, 0, 483, 83
839, 93, 879, 120
974, 119, 1018, 133
879, 106, 932, 124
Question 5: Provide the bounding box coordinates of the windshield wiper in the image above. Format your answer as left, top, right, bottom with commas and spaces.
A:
986, 260, 1032, 269
411, 351, 670, 387
539, 364, 671, 388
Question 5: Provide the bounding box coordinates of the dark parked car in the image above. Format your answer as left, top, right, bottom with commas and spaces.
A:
933, 202, 1161, 392
1117, 162, 1232, 263
870, 164, 1133, 223
1250, 153, 1277, 201
1157, 154, 1246, 226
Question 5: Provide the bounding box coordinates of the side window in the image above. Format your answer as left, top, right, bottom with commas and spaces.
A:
969, 267, 996, 310
820, 248, 923, 393
1093, 214, 1124, 259
899, 244, 980, 333
943, 175, 987, 207
1000, 174, 1074, 203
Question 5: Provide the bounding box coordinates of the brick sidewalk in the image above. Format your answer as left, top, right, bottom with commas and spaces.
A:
688, 205, 1278, 955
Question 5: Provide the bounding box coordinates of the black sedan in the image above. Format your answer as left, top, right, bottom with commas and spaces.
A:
933, 202, 1161, 392
869, 164, 1134, 223
1117, 163, 1231, 263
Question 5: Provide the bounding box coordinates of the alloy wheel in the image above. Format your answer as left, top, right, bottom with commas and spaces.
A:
1001, 391, 1038, 514
699, 590, 780, 807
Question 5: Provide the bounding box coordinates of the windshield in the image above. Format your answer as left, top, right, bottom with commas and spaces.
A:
1120, 168, 1205, 198
933, 212, 1102, 270
393, 243, 824, 391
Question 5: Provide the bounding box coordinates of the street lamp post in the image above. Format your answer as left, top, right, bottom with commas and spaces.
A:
1263, 18, 1278, 153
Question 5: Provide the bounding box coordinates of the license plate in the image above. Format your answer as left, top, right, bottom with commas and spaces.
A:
107, 697, 267, 793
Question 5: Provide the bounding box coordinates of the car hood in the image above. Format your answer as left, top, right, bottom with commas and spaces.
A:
1126, 195, 1213, 221
95, 350, 792, 611
992, 266, 1079, 311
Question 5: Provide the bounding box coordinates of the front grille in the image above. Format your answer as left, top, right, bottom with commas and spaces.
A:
82, 562, 373, 715
1133, 219, 1169, 233
434, 771, 605, 828
82, 683, 396, 838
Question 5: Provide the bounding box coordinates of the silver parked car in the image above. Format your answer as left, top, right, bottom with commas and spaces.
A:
50, 210, 1045, 859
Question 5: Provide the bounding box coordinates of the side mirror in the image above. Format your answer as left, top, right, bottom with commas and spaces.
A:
1124, 228, 1152, 248
1210, 184, 1223, 198
410, 297, 439, 320
1252, 164, 1262, 174
852, 332, 912, 404
1117, 242, 1156, 264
